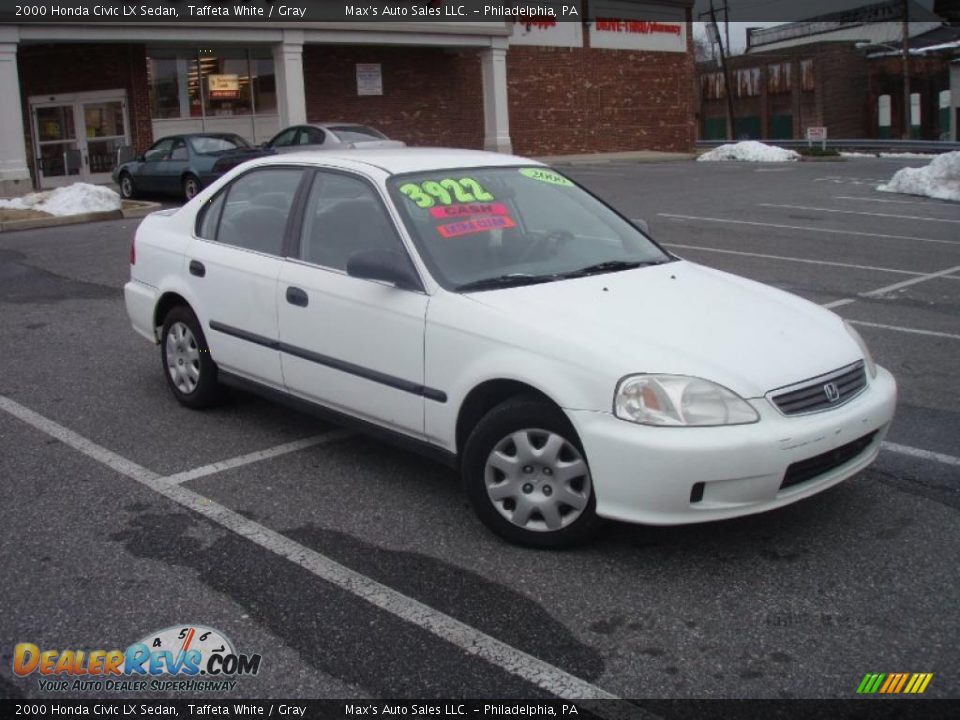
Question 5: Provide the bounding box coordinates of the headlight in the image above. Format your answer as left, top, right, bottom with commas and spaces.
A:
843, 321, 877, 379
614, 375, 759, 427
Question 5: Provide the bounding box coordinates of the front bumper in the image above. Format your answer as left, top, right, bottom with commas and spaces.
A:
568, 366, 897, 525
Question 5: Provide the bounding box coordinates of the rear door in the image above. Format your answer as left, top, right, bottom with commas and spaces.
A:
186, 166, 307, 389
278, 169, 430, 436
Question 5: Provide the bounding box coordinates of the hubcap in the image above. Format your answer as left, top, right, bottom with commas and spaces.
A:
484, 428, 591, 533
185, 180, 198, 199
121, 177, 131, 196
165, 322, 201, 394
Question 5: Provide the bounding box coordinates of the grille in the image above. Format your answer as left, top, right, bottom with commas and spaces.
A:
769, 361, 867, 416
781, 431, 878, 490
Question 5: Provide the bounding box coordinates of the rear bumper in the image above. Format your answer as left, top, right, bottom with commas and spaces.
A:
569, 366, 897, 525
124, 280, 159, 343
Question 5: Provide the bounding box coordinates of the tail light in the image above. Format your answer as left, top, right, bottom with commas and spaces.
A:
129, 236, 136, 265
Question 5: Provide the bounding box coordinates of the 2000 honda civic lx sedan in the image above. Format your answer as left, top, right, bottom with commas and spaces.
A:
124, 149, 897, 548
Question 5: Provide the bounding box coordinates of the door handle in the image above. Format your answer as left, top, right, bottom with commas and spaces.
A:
189, 260, 205, 277
286, 286, 308, 307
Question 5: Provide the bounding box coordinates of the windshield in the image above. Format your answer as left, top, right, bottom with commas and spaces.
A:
329, 126, 388, 142
189, 135, 251, 154
388, 166, 672, 290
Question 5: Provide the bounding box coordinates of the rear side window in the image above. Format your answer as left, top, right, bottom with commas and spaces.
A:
197, 168, 303, 255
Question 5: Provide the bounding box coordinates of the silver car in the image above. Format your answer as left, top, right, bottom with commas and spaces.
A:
263, 123, 406, 153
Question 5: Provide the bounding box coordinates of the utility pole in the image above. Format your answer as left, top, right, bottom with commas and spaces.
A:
902, 0, 911, 139
710, 0, 736, 140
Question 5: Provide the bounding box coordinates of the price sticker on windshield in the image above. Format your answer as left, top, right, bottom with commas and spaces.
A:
399, 178, 495, 208
519, 168, 574, 187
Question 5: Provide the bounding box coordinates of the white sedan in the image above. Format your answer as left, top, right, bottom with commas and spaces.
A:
124, 149, 897, 548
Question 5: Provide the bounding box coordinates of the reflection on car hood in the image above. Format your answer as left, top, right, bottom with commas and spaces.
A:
464, 261, 862, 398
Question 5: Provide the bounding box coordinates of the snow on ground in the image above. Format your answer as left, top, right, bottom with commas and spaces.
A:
698, 141, 800, 163
0, 183, 122, 217
878, 152, 937, 159
877, 151, 960, 202
840, 152, 877, 158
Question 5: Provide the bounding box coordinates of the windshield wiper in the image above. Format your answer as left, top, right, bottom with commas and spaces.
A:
455, 273, 558, 292
558, 259, 672, 279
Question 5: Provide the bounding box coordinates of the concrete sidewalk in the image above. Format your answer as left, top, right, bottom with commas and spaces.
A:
534, 149, 696, 165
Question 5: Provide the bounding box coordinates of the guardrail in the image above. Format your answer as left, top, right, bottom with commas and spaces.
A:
696, 139, 960, 153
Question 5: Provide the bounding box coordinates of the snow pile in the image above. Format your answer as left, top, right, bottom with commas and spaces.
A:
877, 151, 960, 202
698, 141, 800, 163
840, 151, 877, 158
879, 152, 936, 159
0, 183, 122, 217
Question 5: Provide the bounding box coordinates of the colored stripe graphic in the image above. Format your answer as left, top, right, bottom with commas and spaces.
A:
857, 673, 932, 694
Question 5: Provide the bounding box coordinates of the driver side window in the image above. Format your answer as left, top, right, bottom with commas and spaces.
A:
144, 138, 173, 162
271, 128, 298, 147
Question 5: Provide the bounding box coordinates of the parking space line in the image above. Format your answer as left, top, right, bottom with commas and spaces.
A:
657, 213, 960, 246
758, 203, 960, 224
0, 395, 621, 704
156, 431, 352, 487
835, 196, 949, 207
847, 320, 960, 341
821, 264, 960, 311
660, 243, 945, 278
882, 442, 960, 467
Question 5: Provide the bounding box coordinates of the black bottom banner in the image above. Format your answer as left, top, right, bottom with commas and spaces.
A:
1, 699, 958, 720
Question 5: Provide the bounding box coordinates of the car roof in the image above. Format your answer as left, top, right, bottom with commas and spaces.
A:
249, 147, 539, 175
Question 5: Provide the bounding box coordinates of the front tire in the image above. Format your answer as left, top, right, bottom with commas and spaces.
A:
182, 174, 201, 202
118, 172, 136, 199
160, 306, 223, 409
462, 397, 601, 548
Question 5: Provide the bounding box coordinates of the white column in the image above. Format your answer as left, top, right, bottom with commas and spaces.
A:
481, 45, 512, 154
272, 30, 307, 128
951, 64, 959, 142
0, 30, 31, 196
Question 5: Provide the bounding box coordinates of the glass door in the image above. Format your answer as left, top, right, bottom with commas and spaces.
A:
30, 91, 129, 188
80, 99, 128, 184
33, 104, 80, 188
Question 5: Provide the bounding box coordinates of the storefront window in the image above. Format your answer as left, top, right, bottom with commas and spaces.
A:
146, 48, 275, 119
251, 50, 277, 114
147, 49, 201, 119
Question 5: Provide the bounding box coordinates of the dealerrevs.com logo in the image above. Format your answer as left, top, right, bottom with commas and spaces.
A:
14, 625, 262, 693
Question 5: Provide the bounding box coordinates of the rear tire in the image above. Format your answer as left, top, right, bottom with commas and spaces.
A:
160, 305, 223, 409
461, 396, 602, 548
182, 174, 201, 202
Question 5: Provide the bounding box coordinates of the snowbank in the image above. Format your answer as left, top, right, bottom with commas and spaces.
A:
698, 141, 800, 163
877, 151, 960, 202
0, 183, 122, 217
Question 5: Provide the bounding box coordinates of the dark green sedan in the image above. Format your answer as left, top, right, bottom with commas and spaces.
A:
112, 133, 271, 202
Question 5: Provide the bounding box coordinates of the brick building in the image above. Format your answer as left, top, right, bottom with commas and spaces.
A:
696, 1, 960, 143
0, 1, 698, 195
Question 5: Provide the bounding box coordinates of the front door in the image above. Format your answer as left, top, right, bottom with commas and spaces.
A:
278, 170, 429, 437
30, 90, 130, 188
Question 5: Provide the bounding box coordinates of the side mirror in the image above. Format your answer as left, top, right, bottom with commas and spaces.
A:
346, 248, 421, 291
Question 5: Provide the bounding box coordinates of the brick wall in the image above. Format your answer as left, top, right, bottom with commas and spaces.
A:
507, 45, 696, 155
302, 45, 484, 149
303, 42, 695, 156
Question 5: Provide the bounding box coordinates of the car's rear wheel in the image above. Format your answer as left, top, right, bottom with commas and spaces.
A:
182, 174, 201, 202
462, 397, 601, 548
119, 172, 136, 199
160, 306, 223, 409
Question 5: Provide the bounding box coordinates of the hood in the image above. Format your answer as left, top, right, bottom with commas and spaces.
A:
463, 261, 862, 398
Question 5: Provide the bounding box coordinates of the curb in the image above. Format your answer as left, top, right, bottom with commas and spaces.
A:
0, 200, 162, 233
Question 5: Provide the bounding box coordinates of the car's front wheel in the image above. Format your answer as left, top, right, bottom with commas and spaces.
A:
160, 306, 223, 409
182, 174, 201, 202
462, 397, 601, 548
118, 172, 136, 199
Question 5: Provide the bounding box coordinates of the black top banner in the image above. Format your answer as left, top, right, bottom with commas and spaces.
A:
0, 0, 930, 24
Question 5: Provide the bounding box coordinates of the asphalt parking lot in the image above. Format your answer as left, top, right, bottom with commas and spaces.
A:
0, 156, 957, 703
